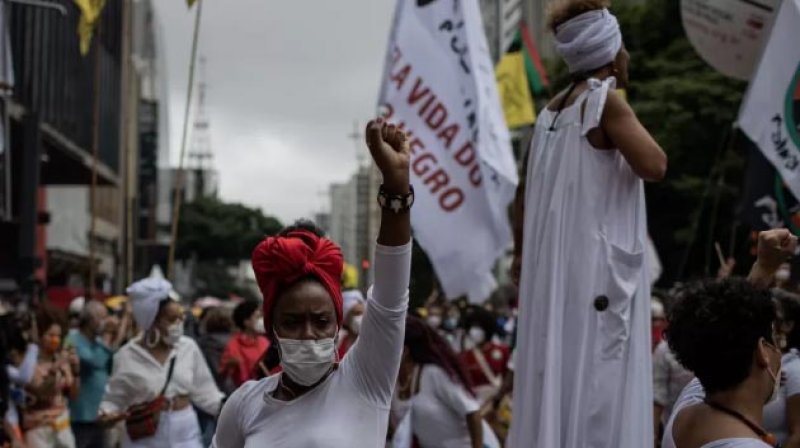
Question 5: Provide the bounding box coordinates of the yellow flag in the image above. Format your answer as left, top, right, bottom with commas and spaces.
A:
74, 0, 106, 56
495, 52, 537, 128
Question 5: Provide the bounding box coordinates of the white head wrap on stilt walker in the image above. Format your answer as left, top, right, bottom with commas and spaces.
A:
127, 278, 173, 331
554, 8, 622, 74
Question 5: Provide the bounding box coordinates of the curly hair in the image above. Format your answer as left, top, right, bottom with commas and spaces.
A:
667, 278, 775, 394
547, 0, 610, 32
405, 315, 475, 396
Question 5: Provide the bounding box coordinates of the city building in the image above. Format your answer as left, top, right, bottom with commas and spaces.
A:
1, 0, 126, 304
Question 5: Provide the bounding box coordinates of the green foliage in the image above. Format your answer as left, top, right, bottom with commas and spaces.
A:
191, 260, 259, 301
616, 0, 749, 281
176, 197, 283, 263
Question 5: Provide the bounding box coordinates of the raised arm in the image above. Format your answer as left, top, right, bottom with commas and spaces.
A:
345, 119, 412, 405
601, 91, 667, 182
369, 118, 411, 247
748, 229, 798, 288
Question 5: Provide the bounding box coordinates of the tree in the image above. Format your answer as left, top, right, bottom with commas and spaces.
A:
174, 197, 282, 300
175, 197, 283, 263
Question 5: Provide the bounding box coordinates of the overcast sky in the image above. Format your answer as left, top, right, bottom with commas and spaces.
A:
151, 0, 394, 224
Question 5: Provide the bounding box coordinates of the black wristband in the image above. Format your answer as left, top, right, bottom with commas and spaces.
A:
377, 185, 414, 214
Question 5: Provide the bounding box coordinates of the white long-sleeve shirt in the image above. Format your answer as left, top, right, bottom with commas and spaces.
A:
212, 242, 412, 448
100, 335, 224, 417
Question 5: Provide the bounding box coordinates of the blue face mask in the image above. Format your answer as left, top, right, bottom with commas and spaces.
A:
443, 317, 458, 330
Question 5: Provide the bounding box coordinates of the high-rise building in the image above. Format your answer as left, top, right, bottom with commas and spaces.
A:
329, 181, 357, 269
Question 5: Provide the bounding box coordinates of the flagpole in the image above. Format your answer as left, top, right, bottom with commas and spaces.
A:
120, 0, 134, 288
88, 16, 103, 300
167, 0, 204, 280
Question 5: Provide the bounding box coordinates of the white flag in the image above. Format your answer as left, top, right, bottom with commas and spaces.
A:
739, 0, 800, 200
378, 0, 518, 301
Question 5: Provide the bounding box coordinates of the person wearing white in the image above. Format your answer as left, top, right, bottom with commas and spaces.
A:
99, 278, 224, 448
391, 316, 498, 448
763, 290, 800, 447
662, 230, 798, 448
663, 351, 800, 448
212, 118, 413, 447
508, 2, 667, 447
661, 231, 799, 448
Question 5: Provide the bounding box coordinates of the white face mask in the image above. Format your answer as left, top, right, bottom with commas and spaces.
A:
254, 319, 266, 334
164, 322, 183, 346
349, 315, 363, 335
427, 315, 442, 328
277, 335, 337, 386
776, 267, 791, 282
469, 327, 486, 345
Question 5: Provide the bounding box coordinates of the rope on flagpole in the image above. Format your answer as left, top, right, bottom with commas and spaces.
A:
167, 0, 204, 280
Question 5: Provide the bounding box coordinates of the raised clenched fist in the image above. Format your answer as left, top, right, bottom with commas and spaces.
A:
757, 229, 798, 272
365, 118, 410, 195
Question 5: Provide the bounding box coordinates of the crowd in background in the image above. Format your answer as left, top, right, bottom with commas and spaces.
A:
2, 244, 800, 448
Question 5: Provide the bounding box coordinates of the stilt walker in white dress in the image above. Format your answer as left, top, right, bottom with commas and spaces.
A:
507, 1, 667, 447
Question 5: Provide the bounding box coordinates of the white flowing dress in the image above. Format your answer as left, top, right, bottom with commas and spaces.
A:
508, 77, 653, 448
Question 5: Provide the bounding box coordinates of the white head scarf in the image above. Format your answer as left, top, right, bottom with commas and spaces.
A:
342, 289, 365, 320
554, 8, 622, 74
127, 278, 173, 330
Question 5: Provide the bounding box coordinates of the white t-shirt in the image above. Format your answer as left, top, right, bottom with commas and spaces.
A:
653, 340, 695, 424
211, 242, 411, 448
763, 349, 800, 443
662, 379, 772, 448
391, 365, 480, 448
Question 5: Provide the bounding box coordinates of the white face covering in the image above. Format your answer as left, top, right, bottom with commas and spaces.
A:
254, 319, 266, 334
163, 322, 183, 346
776, 267, 791, 282
350, 315, 363, 335
469, 327, 486, 345
277, 335, 337, 386
427, 315, 442, 329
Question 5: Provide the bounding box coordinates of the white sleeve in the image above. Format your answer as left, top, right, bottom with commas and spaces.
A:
99, 347, 134, 414
428, 366, 480, 416
5, 402, 18, 425
211, 382, 252, 448
7, 344, 39, 385
784, 357, 800, 398
188, 339, 225, 416
344, 242, 412, 407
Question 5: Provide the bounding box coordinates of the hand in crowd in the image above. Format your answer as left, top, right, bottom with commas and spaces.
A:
757, 228, 798, 271
97, 410, 128, 427
748, 228, 799, 288
716, 257, 736, 279
66, 347, 79, 375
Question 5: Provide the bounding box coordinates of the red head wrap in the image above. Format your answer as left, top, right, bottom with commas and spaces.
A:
251, 230, 344, 334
